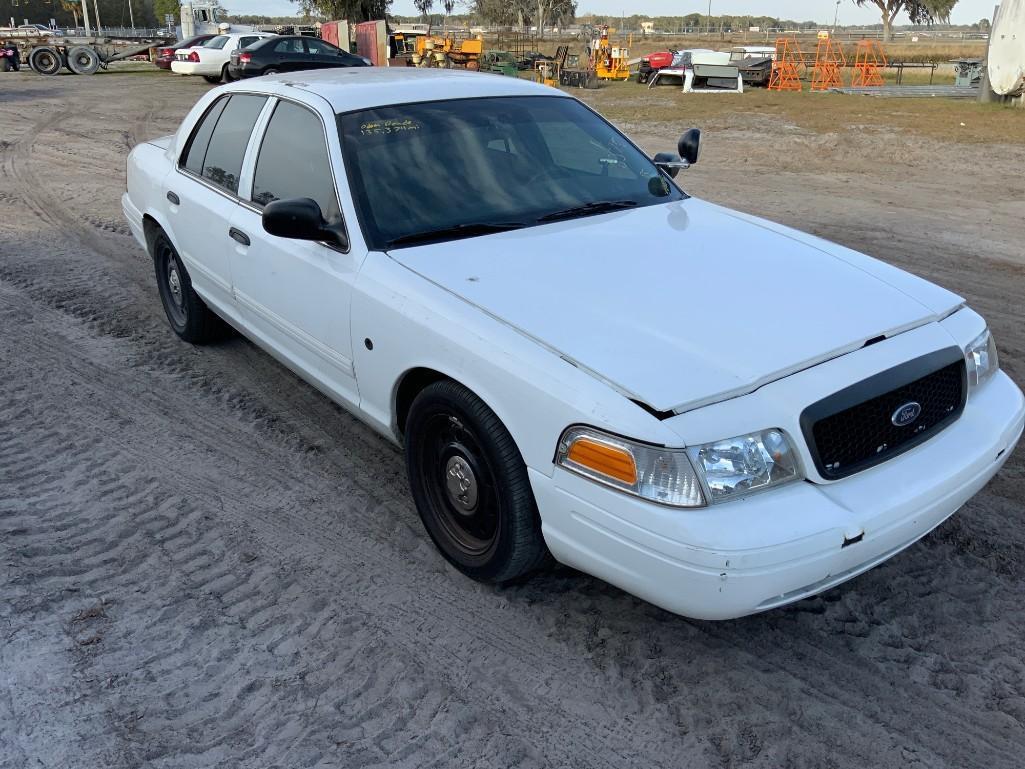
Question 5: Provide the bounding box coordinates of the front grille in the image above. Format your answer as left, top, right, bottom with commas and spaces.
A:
801, 347, 967, 480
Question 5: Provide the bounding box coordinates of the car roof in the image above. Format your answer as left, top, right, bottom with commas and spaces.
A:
223, 67, 563, 112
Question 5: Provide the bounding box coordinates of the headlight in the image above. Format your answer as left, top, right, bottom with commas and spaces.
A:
687, 429, 801, 503
556, 426, 706, 507
965, 328, 999, 392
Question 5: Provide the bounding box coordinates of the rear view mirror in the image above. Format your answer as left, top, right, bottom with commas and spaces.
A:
678, 128, 701, 165
263, 198, 348, 250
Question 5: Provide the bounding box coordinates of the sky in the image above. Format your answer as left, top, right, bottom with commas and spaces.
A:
232, 0, 996, 26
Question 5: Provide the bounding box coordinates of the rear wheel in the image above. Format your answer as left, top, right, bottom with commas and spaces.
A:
202, 74, 221, 84
150, 230, 223, 344
405, 380, 548, 583
66, 45, 100, 75
220, 63, 235, 82
263, 67, 278, 75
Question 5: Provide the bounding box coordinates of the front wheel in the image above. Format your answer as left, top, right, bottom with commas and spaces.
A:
405, 380, 548, 583
150, 230, 223, 344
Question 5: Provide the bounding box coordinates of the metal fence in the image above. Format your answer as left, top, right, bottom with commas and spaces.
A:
59, 26, 171, 39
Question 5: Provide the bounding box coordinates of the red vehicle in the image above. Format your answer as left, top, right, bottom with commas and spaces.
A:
636, 50, 675, 83
155, 34, 216, 70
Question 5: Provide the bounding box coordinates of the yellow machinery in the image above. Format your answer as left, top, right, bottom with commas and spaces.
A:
535, 59, 557, 87
413, 33, 483, 70
590, 24, 631, 81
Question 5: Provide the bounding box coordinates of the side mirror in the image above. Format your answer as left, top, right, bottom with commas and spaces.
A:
262, 197, 348, 250
678, 128, 701, 165
653, 151, 688, 179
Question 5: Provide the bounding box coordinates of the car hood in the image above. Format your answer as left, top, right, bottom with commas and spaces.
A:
388, 198, 963, 414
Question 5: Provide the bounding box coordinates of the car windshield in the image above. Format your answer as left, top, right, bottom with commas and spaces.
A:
203, 35, 228, 49
337, 96, 685, 250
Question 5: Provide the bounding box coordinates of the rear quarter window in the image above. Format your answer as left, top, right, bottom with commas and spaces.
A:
181, 94, 266, 195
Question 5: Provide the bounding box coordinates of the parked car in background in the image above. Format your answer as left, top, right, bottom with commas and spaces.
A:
0, 24, 61, 37
156, 34, 216, 70
172, 31, 275, 84
229, 35, 369, 79
123, 69, 1023, 621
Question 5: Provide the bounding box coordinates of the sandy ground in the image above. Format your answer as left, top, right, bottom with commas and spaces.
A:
1, 66, 1025, 769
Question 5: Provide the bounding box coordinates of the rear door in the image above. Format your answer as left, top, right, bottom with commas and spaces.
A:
228, 97, 362, 406
167, 93, 267, 314
271, 38, 306, 71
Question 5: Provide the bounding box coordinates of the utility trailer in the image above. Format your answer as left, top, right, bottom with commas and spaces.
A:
19, 34, 171, 75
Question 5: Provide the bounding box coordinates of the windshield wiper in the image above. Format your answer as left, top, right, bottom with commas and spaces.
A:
537, 200, 639, 223
385, 222, 527, 248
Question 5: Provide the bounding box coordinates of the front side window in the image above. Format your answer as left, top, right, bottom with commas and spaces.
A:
182, 94, 266, 194
338, 96, 684, 250
251, 101, 340, 223
305, 39, 338, 55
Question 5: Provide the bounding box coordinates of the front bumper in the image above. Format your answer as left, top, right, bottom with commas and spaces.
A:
532, 370, 1024, 620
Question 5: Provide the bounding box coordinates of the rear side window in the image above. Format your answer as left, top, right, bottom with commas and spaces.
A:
274, 38, 304, 54
182, 94, 266, 194
181, 96, 228, 175
251, 101, 340, 222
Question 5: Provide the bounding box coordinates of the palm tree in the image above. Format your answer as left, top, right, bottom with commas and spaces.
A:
443, 0, 454, 34
60, 0, 80, 31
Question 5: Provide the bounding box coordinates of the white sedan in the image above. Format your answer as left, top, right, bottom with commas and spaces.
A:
171, 31, 274, 84
122, 69, 1024, 620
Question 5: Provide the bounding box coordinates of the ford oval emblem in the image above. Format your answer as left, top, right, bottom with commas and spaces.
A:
891, 401, 922, 427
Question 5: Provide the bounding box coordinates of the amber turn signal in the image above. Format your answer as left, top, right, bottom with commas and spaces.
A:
566, 437, 638, 485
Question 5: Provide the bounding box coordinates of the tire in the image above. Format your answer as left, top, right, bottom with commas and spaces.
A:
28, 46, 62, 75
220, 63, 235, 82
149, 229, 223, 344
66, 45, 99, 75
0, 58, 9, 73
202, 74, 221, 84
262, 67, 278, 75
405, 380, 548, 583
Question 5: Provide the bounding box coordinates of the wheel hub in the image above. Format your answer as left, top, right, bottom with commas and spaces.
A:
444, 455, 479, 514
167, 265, 183, 307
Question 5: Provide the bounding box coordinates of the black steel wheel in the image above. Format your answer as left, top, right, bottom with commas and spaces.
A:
405, 380, 548, 583
150, 229, 223, 344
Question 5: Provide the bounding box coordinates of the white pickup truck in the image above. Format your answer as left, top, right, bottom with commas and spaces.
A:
122, 69, 1024, 620
171, 31, 274, 83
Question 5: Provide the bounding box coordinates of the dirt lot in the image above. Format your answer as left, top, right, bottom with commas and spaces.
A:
2, 66, 1025, 769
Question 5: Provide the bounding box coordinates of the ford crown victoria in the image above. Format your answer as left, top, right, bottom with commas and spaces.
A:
122, 69, 1024, 619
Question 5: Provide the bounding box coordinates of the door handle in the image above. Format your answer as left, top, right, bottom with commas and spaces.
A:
166, 191, 180, 205
228, 227, 250, 247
